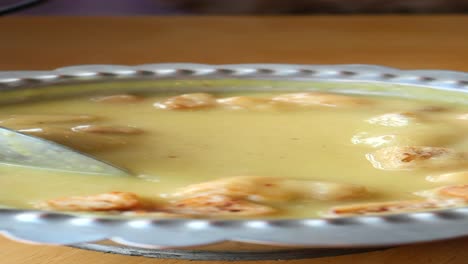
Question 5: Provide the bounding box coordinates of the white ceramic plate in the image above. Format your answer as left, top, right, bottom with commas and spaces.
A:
0, 64, 467, 249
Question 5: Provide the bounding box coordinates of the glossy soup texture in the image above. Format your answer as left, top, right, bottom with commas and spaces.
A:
0, 90, 468, 218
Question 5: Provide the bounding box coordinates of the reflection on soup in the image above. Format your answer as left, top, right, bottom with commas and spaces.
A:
1, 90, 468, 219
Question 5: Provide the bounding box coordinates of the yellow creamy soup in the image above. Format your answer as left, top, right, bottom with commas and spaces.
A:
0, 91, 468, 219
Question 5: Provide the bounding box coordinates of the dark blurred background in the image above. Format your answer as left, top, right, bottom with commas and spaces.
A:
2, 0, 468, 15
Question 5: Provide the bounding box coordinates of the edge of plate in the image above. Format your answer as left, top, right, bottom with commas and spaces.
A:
0, 63, 467, 249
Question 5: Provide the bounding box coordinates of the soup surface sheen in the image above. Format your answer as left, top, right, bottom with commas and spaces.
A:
1, 89, 468, 219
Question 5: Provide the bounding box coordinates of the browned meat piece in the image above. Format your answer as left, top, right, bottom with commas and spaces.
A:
35, 192, 142, 211
367, 146, 467, 170
154, 93, 216, 110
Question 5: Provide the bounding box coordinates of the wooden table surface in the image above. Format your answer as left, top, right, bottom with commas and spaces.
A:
1, 16, 468, 264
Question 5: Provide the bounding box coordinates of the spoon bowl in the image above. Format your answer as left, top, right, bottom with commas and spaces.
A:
0, 127, 130, 176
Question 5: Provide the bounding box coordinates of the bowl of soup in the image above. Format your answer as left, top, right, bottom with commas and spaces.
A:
0, 64, 467, 249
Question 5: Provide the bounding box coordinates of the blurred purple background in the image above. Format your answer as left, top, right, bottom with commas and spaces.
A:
2, 0, 179, 15
3, 0, 468, 15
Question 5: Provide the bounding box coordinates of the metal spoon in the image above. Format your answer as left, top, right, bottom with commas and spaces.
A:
0, 127, 129, 176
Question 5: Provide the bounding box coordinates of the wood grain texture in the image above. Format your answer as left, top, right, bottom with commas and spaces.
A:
0, 16, 468, 263
1, 236, 468, 264
0, 16, 467, 71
